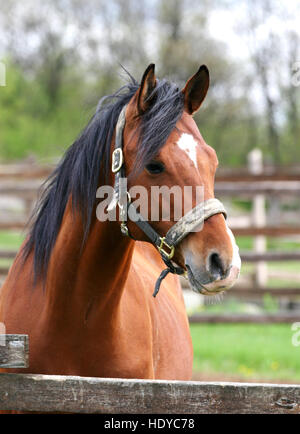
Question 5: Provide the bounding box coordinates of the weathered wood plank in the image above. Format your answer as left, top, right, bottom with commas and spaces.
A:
0, 335, 29, 368
0, 250, 18, 259
0, 164, 52, 179
0, 222, 27, 231
215, 181, 300, 196
2, 163, 300, 182
216, 172, 300, 182
0, 180, 41, 201
232, 226, 300, 237
241, 251, 300, 262
188, 313, 300, 324
1, 178, 300, 199
0, 374, 299, 413
0, 267, 10, 275
227, 286, 300, 298
182, 283, 300, 298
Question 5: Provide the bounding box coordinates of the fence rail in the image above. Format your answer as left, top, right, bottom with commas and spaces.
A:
1, 180, 300, 198
0, 336, 299, 414
188, 312, 300, 324
225, 286, 300, 298
1, 163, 300, 181
1, 372, 300, 413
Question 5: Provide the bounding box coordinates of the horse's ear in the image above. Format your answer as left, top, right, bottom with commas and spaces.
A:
182, 65, 209, 115
137, 63, 157, 114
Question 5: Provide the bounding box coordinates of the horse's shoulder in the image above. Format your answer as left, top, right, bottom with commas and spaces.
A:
126, 241, 184, 303
132, 241, 164, 269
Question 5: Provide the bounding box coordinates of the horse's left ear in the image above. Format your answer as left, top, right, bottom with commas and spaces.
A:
182, 65, 210, 115
137, 63, 157, 114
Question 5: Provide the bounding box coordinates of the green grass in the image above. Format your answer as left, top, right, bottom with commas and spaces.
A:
191, 324, 300, 382
0, 231, 24, 249
0, 231, 24, 266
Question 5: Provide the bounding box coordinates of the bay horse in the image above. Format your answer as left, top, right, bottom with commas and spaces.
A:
0, 64, 240, 383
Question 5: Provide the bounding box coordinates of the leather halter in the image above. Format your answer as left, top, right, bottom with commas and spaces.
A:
109, 104, 227, 297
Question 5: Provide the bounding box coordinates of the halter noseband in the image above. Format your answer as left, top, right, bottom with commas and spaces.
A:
109, 104, 227, 297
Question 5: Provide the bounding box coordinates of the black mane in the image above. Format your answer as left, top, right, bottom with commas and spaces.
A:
23, 71, 184, 282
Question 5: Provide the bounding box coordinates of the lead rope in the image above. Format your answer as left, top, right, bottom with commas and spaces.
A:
153, 261, 185, 298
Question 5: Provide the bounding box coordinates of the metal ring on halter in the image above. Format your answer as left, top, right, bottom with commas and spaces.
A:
118, 192, 131, 237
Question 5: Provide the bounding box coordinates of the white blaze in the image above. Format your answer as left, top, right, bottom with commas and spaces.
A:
177, 133, 198, 170
226, 225, 241, 271
204, 223, 241, 292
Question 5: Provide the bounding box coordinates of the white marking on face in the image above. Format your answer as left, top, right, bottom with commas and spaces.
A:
204, 225, 241, 292
177, 133, 198, 170
226, 224, 241, 270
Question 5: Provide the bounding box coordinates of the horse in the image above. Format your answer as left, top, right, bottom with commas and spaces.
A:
0, 64, 241, 385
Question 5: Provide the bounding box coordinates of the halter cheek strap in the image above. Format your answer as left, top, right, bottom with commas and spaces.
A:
109, 104, 227, 297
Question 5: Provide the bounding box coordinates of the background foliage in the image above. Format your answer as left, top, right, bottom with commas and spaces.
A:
0, 0, 299, 166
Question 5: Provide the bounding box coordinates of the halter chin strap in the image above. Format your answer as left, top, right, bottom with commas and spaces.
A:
109, 104, 227, 297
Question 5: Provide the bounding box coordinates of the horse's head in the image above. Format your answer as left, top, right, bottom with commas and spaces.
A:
119, 64, 241, 295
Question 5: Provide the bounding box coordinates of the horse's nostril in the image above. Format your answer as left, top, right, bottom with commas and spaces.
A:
208, 252, 225, 278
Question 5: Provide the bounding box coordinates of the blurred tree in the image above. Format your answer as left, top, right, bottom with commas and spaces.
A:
233, 0, 300, 165
244, 0, 281, 164
156, 0, 254, 165
0, 0, 299, 166
285, 31, 300, 154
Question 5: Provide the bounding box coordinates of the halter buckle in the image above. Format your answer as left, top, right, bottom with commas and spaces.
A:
158, 237, 175, 260
120, 222, 129, 237
112, 148, 123, 173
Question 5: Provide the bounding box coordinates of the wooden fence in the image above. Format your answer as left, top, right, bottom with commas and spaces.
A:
0, 335, 300, 414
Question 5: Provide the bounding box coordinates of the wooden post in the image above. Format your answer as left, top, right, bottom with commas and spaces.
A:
0, 323, 5, 348
0, 334, 29, 368
248, 149, 268, 287
24, 198, 34, 219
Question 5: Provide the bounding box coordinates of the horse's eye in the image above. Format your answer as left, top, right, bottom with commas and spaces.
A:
145, 161, 165, 175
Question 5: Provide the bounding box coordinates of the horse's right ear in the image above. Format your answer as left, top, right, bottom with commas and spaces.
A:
137, 63, 157, 114
182, 65, 210, 115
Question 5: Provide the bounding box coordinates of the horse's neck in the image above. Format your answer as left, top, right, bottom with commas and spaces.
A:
44, 204, 135, 319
